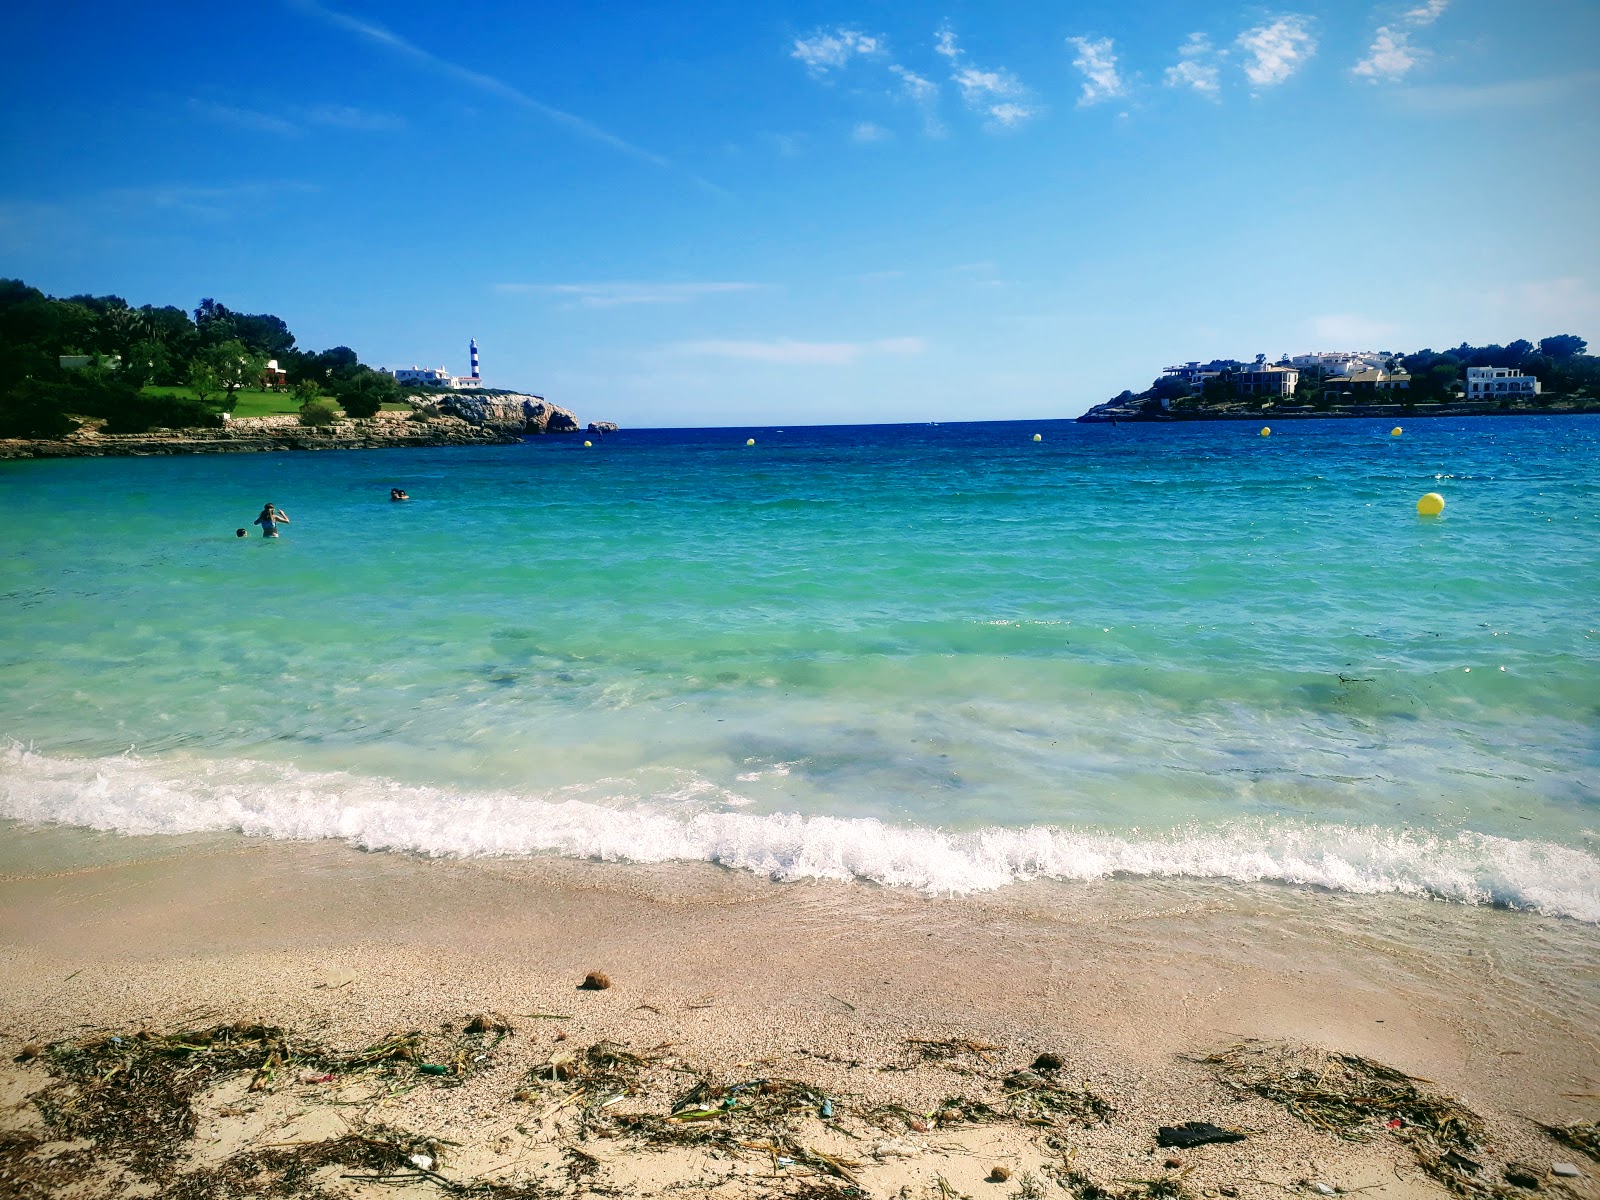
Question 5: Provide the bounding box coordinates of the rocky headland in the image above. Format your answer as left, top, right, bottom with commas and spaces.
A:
1077, 392, 1600, 423
0, 394, 589, 460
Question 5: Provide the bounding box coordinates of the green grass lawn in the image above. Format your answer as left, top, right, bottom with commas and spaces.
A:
137, 386, 410, 419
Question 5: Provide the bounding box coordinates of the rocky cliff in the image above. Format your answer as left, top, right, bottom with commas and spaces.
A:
418, 393, 581, 435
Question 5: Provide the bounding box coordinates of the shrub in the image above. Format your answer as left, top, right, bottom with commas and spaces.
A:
0, 380, 80, 438
103, 391, 223, 433
298, 397, 341, 426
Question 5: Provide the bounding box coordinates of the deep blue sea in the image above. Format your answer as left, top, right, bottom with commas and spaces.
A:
2, 417, 1597, 917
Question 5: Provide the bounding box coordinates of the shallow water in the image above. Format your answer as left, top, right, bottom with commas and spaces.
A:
2, 417, 1597, 916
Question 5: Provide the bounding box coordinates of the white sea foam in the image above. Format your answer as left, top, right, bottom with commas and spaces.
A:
3, 744, 1597, 922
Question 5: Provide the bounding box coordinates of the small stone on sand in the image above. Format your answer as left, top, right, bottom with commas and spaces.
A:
579, 971, 612, 990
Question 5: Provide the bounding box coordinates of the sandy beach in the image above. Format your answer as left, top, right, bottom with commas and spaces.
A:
3, 827, 1597, 1198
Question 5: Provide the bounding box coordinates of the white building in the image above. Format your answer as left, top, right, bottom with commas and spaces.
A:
1290, 351, 1394, 375
389, 365, 456, 386
1161, 361, 1220, 388
1465, 366, 1540, 399
1237, 355, 1300, 397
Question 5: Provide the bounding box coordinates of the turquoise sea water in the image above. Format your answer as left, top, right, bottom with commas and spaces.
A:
2, 418, 1597, 916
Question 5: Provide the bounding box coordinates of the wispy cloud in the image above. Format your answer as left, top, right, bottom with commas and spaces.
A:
671, 337, 926, 366
1165, 33, 1223, 97
851, 120, 891, 144
291, 0, 722, 194
1354, 0, 1449, 82
1353, 28, 1418, 82
497, 282, 766, 308
189, 97, 404, 135
935, 26, 1039, 129
188, 99, 300, 136
791, 27, 883, 76
304, 103, 405, 131
889, 64, 944, 136
1395, 70, 1600, 112
1067, 37, 1126, 106
1236, 17, 1317, 89
1403, 0, 1449, 26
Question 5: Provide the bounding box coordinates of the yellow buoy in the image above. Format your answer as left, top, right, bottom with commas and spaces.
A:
746, 438, 755, 446
1032, 433, 1042, 442
1259, 426, 1271, 437
584, 440, 593, 447
1391, 427, 1402, 437
1417, 492, 1445, 516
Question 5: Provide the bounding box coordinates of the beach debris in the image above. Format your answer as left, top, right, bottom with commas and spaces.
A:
1032, 1052, 1064, 1071
1542, 1121, 1600, 1162
1220, 1188, 1239, 1197
1204, 1041, 1489, 1193
13, 1042, 42, 1062
1310, 1184, 1336, 1196
464, 1011, 514, 1035
1004, 1069, 1114, 1126
1158, 1122, 1247, 1149
989, 1163, 1013, 1181
1551, 1164, 1581, 1178
1165, 1159, 1184, 1169
409, 1151, 435, 1170
1503, 1163, 1542, 1189
910, 1036, 1002, 1070
579, 970, 612, 991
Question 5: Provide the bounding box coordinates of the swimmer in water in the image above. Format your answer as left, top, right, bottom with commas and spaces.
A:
236, 528, 246, 537
390, 488, 409, 501
253, 503, 290, 537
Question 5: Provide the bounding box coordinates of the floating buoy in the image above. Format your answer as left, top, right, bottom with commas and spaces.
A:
1259, 426, 1271, 437
583, 440, 593, 447
1391, 427, 1402, 437
1417, 492, 1445, 516
746, 438, 755, 446
1032, 433, 1042, 442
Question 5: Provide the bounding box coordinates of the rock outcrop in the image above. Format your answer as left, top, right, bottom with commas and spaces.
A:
421, 393, 580, 436
0, 412, 518, 460
586, 421, 619, 435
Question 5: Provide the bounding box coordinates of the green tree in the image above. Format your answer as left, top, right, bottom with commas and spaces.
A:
291, 379, 322, 407
298, 396, 340, 426
190, 338, 262, 412
1539, 334, 1588, 360
333, 367, 399, 418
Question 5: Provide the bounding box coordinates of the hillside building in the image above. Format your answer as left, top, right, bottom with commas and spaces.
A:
1236, 355, 1300, 397
1324, 368, 1410, 394
1465, 366, 1540, 398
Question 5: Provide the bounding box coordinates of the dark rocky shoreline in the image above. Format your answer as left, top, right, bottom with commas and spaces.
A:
0, 394, 590, 461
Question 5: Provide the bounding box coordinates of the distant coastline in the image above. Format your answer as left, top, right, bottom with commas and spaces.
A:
1076, 393, 1600, 423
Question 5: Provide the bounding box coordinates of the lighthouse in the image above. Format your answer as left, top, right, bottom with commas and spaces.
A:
469, 338, 480, 383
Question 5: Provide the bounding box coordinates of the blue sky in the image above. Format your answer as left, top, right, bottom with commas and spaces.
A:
1, 1, 1596, 425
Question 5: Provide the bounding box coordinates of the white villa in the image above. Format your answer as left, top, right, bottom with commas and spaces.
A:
1464, 366, 1540, 399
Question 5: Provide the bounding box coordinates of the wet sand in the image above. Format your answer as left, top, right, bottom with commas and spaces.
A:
2, 826, 1598, 1198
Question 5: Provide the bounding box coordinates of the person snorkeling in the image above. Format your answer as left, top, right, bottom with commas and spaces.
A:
253, 503, 290, 537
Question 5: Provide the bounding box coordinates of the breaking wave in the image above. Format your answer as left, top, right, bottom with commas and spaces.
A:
3, 744, 1597, 922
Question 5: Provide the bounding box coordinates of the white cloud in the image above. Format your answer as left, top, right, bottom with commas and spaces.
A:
791, 28, 882, 75
499, 282, 765, 308
986, 103, 1038, 128
1236, 16, 1317, 88
934, 25, 1039, 129
1353, 27, 1418, 82
1067, 36, 1126, 106
1403, 0, 1448, 26
891, 64, 937, 104
851, 121, 891, 143
1165, 33, 1222, 97
672, 337, 926, 366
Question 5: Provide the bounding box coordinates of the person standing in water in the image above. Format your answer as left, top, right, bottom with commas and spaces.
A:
253, 503, 290, 537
